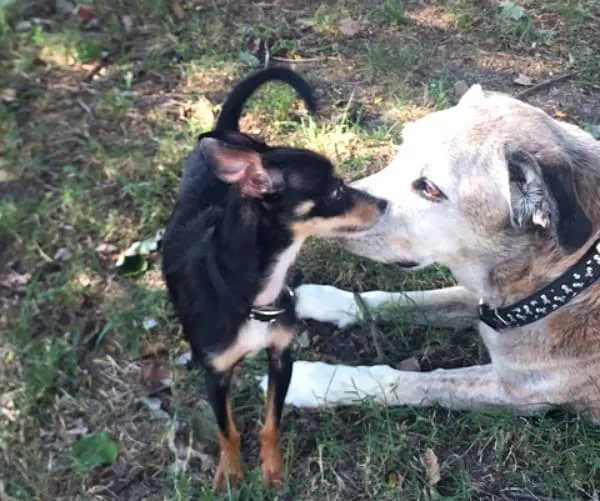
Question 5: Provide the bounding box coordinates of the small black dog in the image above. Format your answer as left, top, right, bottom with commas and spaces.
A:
161, 67, 387, 491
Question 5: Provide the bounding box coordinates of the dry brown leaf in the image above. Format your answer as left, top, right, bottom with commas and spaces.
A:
0, 271, 31, 291
139, 339, 168, 358
168, 0, 185, 21
0, 88, 16, 103
338, 17, 360, 37
96, 242, 118, 255
386, 470, 404, 488
423, 448, 441, 486
140, 359, 170, 387
74, 4, 94, 24
513, 73, 534, 86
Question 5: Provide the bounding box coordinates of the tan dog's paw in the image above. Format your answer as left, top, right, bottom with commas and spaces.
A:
212, 451, 243, 492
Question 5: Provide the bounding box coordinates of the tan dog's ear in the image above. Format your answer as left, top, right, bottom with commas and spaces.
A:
200, 137, 273, 198
507, 149, 592, 254
458, 84, 486, 106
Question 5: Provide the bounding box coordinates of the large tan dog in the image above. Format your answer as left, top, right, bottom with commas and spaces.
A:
268, 84, 600, 421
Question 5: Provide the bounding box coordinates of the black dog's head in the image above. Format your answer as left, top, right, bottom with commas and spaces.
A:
200, 132, 388, 239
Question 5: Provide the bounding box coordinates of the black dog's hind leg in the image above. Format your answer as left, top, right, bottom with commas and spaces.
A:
260, 346, 293, 486
205, 368, 243, 491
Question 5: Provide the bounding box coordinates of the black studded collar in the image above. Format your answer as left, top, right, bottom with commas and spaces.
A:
479, 239, 600, 331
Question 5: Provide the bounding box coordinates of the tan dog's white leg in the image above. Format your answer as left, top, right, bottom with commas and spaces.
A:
295, 284, 478, 330
272, 361, 552, 415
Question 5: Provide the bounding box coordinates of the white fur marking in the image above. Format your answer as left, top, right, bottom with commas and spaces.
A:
237, 319, 273, 358
254, 239, 304, 306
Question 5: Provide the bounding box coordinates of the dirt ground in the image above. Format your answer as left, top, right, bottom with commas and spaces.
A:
1, 0, 600, 500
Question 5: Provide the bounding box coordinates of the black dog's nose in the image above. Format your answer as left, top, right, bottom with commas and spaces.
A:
377, 199, 388, 213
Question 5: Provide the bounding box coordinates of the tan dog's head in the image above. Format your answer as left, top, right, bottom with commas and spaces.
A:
340, 85, 600, 295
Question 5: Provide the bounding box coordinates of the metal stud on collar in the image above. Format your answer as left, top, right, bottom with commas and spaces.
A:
249, 286, 295, 322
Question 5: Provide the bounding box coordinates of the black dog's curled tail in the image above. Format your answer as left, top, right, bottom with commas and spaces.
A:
215, 67, 317, 131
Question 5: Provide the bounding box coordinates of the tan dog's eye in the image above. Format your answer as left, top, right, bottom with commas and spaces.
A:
412, 177, 446, 201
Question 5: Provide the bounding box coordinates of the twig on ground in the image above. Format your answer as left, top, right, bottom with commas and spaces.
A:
353, 292, 385, 363
271, 56, 329, 64
84, 51, 111, 83
516, 72, 578, 99
76, 97, 92, 115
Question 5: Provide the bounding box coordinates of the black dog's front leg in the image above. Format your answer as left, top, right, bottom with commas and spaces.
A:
260, 346, 293, 486
204, 368, 242, 491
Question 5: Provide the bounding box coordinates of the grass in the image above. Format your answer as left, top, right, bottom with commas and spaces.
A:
1, 0, 600, 499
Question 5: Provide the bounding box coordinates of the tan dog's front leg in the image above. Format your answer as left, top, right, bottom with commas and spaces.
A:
274, 361, 552, 416
295, 284, 478, 330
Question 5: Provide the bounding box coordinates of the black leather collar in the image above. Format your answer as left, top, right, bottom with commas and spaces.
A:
479, 239, 600, 331
204, 247, 295, 322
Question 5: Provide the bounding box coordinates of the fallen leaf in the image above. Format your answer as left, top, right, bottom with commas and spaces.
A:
121, 15, 134, 34
115, 232, 162, 275
423, 448, 441, 486
513, 73, 534, 86
96, 242, 118, 254
139, 340, 168, 359
65, 418, 89, 438
140, 358, 171, 384
74, 4, 94, 24
295, 330, 310, 348
54, 247, 73, 261
167, 0, 185, 21
499, 0, 525, 21
296, 17, 315, 29
15, 20, 32, 31
0, 271, 31, 291
338, 17, 360, 37
175, 351, 192, 367
554, 110, 568, 119
71, 432, 119, 473
143, 317, 158, 330
239, 51, 261, 68
386, 470, 404, 488
0, 88, 16, 103
175, 444, 215, 472
141, 397, 171, 420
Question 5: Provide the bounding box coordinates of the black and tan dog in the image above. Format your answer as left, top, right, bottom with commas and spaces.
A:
160, 68, 387, 490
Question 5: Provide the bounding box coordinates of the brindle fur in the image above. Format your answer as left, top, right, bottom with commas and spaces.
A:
288, 85, 600, 421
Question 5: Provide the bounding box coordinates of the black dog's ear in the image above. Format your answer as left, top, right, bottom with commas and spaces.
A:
507, 149, 592, 253
199, 137, 273, 198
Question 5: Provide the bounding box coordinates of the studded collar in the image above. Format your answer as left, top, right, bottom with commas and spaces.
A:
479, 239, 600, 331
249, 286, 295, 323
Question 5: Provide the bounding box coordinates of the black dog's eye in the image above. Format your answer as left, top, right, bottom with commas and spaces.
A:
412, 177, 446, 201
